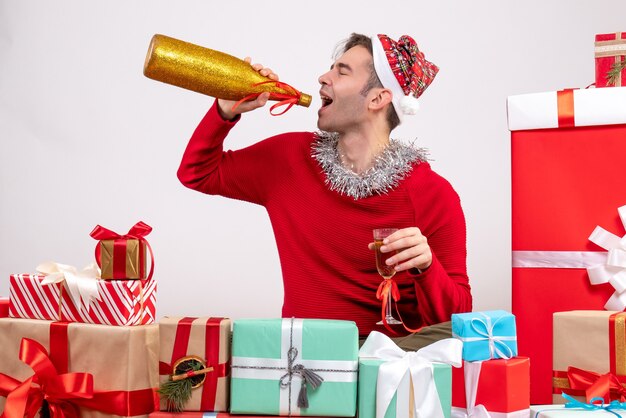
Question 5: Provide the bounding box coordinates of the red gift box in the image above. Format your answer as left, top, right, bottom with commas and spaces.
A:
9, 273, 156, 325
508, 88, 626, 404
452, 357, 530, 417
595, 32, 626, 88
0, 298, 7, 318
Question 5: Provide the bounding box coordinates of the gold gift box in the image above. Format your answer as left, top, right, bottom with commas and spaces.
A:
100, 238, 146, 280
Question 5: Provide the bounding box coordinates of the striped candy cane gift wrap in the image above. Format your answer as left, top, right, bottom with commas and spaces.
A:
9, 273, 156, 326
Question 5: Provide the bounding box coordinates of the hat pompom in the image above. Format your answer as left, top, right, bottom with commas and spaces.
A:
400, 95, 420, 115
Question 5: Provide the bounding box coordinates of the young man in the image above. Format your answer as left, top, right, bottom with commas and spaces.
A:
177, 33, 471, 345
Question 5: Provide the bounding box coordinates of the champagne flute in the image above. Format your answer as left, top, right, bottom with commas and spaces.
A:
373, 228, 402, 325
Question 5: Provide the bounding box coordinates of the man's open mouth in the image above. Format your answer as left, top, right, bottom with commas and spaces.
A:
320, 94, 333, 107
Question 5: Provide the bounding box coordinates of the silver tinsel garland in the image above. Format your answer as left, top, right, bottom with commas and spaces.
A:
311, 131, 429, 200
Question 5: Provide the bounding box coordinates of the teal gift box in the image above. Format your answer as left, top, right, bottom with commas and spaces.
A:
358, 331, 462, 418
359, 359, 452, 418
451, 310, 517, 361
230, 318, 359, 416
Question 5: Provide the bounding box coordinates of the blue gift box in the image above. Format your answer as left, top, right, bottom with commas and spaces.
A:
451, 310, 517, 361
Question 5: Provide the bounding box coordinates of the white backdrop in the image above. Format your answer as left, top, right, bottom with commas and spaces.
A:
1, 0, 624, 320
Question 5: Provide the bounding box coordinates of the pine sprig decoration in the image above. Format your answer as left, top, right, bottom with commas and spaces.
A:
158, 357, 205, 412
158, 377, 194, 412
606, 59, 626, 86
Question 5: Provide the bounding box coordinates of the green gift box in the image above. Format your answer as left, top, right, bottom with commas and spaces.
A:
358, 331, 462, 418
230, 318, 359, 416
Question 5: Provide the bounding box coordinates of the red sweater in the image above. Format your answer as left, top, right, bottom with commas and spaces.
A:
178, 103, 472, 337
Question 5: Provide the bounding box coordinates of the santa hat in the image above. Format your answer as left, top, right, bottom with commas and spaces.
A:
371, 34, 439, 122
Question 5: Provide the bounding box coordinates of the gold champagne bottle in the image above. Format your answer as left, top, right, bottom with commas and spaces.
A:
143, 34, 312, 110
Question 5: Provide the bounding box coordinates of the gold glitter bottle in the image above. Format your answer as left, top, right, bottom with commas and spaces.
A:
144, 34, 312, 109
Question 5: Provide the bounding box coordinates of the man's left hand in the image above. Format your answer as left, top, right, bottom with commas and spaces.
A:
369, 227, 432, 272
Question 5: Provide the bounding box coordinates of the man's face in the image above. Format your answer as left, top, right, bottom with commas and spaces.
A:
317, 45, 374, 133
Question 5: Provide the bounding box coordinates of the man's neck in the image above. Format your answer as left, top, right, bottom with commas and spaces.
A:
337, 126, 391, 174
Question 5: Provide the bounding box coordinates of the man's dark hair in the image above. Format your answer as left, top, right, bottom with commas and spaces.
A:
334, 33, 401, 131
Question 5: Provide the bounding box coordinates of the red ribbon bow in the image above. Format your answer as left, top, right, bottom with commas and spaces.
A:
89, 221, 155, 281
375, 279, 424, 336
0, 338, 94, 418
231, 81, 303, 116
568, 366, 626, 403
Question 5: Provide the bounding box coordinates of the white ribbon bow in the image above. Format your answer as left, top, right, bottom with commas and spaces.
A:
587, 205, 626, 311
359, 331, 463, 418
37, 261, 102, 313
450, 361, 491, 418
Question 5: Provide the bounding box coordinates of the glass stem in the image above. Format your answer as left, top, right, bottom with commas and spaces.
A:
386, 291, 393, 319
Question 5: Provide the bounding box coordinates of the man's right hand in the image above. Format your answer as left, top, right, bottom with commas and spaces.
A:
217, 57, 280, 121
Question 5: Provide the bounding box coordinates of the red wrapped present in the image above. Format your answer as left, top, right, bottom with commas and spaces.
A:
9, 266, 156, 325
0, 298, 7, 318
90, 221, 154, 280
553, 311, 626, 404
0, 317, 159, 418
595, 32, 626, 87
508, 87, 626, 404
452, 358, 530, 418
158, 317, 230, 412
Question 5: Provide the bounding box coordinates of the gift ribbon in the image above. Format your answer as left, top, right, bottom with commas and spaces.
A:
376, 279, 401, 335
90, 221, 155, 281
0, 322, 158, 418
450, 361, 491, 418
159, 317, 229, 410
563, 393, 626, 417
0, 337, 93, 418
231, 318, 358, 416
452, 313, 516, 360
375, 279, 423, 335
36, 262, 102, 318
587, 205, 626, 310
359, 330, 462, 418
556, 89, 575, 128
231, 80, 304, 116
595, 33, 626, 58
566, 367, 626, 403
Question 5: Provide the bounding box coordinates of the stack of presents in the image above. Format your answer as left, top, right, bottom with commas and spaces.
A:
1, 32, 626, 418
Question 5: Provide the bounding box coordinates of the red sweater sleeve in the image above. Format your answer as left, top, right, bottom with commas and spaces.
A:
177, 101, 284, 205
407, 169, 472, 324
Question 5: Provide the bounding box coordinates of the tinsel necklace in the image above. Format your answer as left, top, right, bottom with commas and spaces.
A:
311, 131, 428, 200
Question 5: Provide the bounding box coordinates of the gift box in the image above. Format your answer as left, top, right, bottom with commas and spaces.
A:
0, 298, 7, 318
358, 331, 461, 418
0, 317, 159, 418
595, 32, 626, 87
9, 272, 156, 325
507, 87, 626, 131
451, 358, 530, 418
553, 310, 626, 404
90, 221, 154, 280
158, 317, 231, 412
451, 310, 517, 361
508, 86, 626, 404
230, 318, 358, 416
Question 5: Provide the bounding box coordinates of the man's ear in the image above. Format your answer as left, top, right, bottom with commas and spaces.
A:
368, 88, 393, 111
